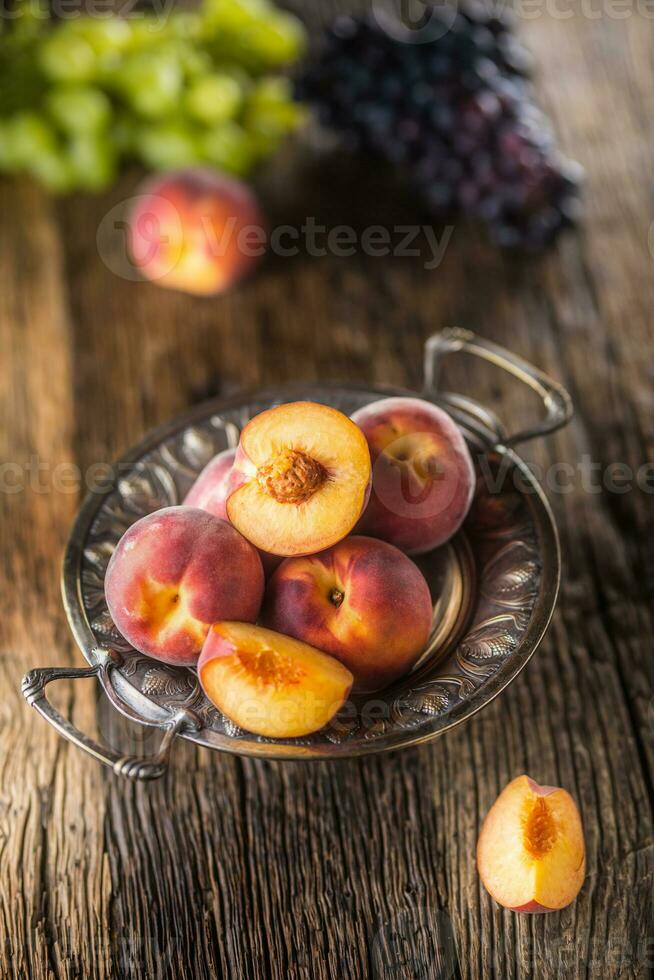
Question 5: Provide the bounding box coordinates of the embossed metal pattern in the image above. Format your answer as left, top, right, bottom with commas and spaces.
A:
60, 381, 560, 760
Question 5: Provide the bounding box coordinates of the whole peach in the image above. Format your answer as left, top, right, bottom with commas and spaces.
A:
351, 397, 475, 555
184, 448, 280, 575
185, 448, 235, 520
128, 168, 265, 296
105, 506, 264, 666
262, 535, 432, 692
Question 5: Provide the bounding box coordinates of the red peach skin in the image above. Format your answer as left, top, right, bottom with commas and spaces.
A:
184, 448, 280, 575
185, 448, 235, 519
262, 535, 433, 692
105, 506, 264, 666
128, 168, 265, 297
477, 774, 586, 912
351, 397, 475, 555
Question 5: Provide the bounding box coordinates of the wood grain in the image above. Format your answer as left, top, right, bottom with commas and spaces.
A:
1, 2, 654, 978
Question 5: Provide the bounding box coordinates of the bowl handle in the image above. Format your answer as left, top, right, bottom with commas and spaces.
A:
423, 328, 572, 448
21, 655, 196, 780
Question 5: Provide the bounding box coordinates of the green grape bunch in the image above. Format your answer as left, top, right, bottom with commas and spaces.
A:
0, 0, 307, 192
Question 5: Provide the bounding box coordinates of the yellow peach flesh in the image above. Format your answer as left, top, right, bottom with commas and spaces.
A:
198, 622, 353, 738
135, 578, 208, 650
476, 775, 585, 912
227, 402, 371, 557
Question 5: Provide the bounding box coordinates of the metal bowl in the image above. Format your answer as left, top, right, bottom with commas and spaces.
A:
22, 330, 571, 779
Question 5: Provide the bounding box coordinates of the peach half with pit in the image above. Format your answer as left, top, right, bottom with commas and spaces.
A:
262, 535, 433, 692
226, 401, 372, 557
477, 775, 586, 912
104, 506, 264, 666
198, 622, 353, 738
127, 167, 265, 297
351, 397, 476, 555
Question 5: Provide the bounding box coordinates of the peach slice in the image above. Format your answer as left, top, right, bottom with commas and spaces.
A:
226, 401, 371, 557
105, 506, 264, 666
262, 536, 433, 692
477, 775, 586, 912
351, 397, 475, 555
198, 622, 353, 738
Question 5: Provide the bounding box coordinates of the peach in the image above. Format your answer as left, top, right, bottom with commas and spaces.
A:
351, 397, 475, 555
226, 401, 371, 557
128, 167, 265, 296
184, 447, 235, 519
104, 506, 263, 666
184, 447, 281, 575
198, 621, 353, 738
262, 536, 432, 692
477, 775, 586, 912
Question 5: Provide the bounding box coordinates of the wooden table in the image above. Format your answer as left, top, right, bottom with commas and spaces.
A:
2, 3, 654, 977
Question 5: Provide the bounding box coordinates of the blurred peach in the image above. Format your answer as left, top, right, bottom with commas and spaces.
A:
128, 167, 265, 296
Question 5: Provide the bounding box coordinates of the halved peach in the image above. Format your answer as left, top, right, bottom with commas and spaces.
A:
226, 401, 371, 557
198, 621, 353, 738
477, 775, 586, 912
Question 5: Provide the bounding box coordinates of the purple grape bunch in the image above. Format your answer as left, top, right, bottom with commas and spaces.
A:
295, 5, 582, 251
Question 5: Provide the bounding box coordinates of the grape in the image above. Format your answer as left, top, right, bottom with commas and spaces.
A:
118, 51, 183, 119
245, 76, 304, 138
177, 42, 213, 80
185, 73, 243, 124
137, 122, 200, 170
46, 85, 111, 135
298, 12, 581, 251
200, 121, 256, 174
242, 13, 306, 68
166, 11, 204, 42
1, 0, 306, 193
68, 17, 132, 57
202, 0, 271, 33
2, 111, 58, 169
9, 0, 48, 38
39, 29, 97, 83
28, 148, 75, 193
124, 18, 168, 51
68, 132, 117, 190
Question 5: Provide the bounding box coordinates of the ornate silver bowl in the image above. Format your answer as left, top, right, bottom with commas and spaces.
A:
22, 329, 571, 779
